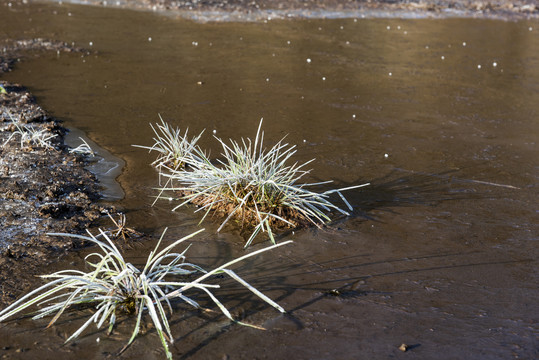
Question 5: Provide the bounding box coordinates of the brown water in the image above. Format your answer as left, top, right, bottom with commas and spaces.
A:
1, 1, 538, 359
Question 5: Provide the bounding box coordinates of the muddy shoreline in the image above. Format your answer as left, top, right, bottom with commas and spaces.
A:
49, 0, 539, 21
0, 40, 108, 305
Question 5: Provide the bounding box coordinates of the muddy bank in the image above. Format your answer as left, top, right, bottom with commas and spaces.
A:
48, 0, 539, 20
0, 41, 107, 305
146, 0, 539, 18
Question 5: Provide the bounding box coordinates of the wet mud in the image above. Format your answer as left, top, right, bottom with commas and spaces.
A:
0, 41, 108, 305
0, 0, 538, 359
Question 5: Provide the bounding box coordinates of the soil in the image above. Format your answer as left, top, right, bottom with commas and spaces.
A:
0, 40, 109, 305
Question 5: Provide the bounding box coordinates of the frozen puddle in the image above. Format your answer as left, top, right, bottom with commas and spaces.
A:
65, 127, 125, 201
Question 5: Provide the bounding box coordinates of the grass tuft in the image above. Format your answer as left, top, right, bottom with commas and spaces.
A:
0, 228, 290, 359
132, 114, 205, 170
137, 118, 369, 247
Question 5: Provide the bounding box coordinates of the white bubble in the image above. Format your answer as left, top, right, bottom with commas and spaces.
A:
306, 58, 311, 63
352, 114, 356, 119
287, 40, 291, 45
213, 129, 217, 134
425, 45, 429, 49
384, 153, 389, 158
441, 55, 445, 60
404, 31, 408, 35
89, 41, 93, 46
477, 64, 481, 69
492, 62, 497, 67
386, 26, 391, 30
529, 27, 533, 31
266, 78, 270, 82
340, 26, 344, 30
322, 77, 326, 81
388, 72, 392, 76
303, 139, 307, 143
462, 41, 467, 46
148, 37, 152, 42
397, 26, 401, 30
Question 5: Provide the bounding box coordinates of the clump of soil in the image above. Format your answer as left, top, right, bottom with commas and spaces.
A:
182, 187, 311, 232
0, 40, 106, 305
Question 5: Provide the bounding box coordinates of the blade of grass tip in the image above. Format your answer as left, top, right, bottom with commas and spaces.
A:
0, 277, 84, 322
199, 286, 266, 330
221, 269, 285, 313
323, 182, 370, 194
336, 190, 353, 211
253, 118, 263, 159
65, 305, 107, 343
197, 286, 235, 322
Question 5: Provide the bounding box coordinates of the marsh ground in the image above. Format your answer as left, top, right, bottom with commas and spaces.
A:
0, 0, 537, 359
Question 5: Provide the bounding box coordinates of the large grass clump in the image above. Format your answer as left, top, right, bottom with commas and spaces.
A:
136, 118, 369, 247
0, 229, 290, 359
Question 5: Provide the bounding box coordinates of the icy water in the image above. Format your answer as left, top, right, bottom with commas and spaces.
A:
1, 1, 538, 359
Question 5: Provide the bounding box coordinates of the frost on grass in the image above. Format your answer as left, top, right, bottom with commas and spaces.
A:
135, 118, 369, 247
0, 228, 290, 359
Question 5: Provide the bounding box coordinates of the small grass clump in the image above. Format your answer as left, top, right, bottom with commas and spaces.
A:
132, 114, 205, 170
137, 118, 369, 247
2, 121, 57, 149
0, 228, 290, 359
69, 137, 95, 156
